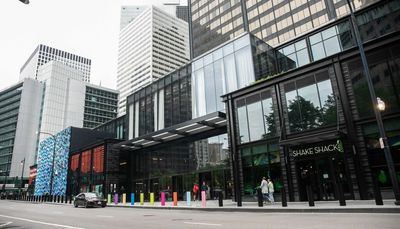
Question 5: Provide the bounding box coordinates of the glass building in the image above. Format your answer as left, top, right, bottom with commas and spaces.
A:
189, 0, 381, 58
223, 0, 400, 201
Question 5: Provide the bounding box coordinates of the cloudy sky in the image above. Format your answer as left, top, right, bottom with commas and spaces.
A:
0, 0, 187, 91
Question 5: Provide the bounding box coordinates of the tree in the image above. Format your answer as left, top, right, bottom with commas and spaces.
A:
321, 94, 337, 125
287, 96, 322, 132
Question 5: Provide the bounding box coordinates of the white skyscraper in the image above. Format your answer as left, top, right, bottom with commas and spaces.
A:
20, 44, 91, 82
36, 61, 118, 139
117, 5, 190, 115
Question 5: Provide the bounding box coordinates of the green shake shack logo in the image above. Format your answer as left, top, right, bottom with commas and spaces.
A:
291, 139, 344, 158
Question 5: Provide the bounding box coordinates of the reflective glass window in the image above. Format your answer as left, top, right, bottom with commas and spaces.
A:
246, 94, 265, 142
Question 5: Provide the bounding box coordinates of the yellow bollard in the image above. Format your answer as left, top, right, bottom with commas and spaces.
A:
140, 193, 144, 205
150, 193, 154, 206
122, 193, 126, 204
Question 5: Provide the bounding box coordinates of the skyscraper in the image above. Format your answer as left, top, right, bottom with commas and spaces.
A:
189, 0, 380, 58
20, 44, 91, 82
36, 61, 118, 137
117, 5, 190, 115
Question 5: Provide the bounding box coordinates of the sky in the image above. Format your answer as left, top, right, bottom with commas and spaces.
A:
0, 0, 187, 91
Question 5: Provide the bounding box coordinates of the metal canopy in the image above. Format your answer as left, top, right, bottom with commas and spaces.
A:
279, 129, 347, 146
114, 112, 227, 151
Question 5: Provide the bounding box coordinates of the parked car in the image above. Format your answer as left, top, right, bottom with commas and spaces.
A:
74, 192, 106, 208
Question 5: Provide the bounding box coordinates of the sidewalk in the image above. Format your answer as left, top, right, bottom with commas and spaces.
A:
105, 199, 400, 213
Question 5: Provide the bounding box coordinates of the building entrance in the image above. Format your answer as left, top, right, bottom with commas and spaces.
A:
297, 157, 339, 201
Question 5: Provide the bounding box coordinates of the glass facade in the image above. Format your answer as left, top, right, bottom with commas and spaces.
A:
84, 86, 118, 129
93, 115, 126, 140
127, 65, 192, 138
34, 127, 71, 196
344, 43, 400, 118
130, 134, 231, 200
283, 70, 337, 133
192, 34, 261, 118
236, 89, 278, 144
0, 83, 22, 175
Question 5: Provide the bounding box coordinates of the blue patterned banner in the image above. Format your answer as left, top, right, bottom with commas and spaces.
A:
34, 127, 71, 196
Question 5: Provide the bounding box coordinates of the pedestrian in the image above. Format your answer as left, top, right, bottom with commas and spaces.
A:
267, 178, 274, 204
192, 183, 199, 201
260, 177, 268, 203
201, 181, 208, 199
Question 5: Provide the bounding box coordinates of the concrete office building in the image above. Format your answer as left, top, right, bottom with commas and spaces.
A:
0, 79, 44, 187
117, 5, 190, 115
36, 61, 118, 139
189, 0, 381, 58
20, 44, 91, 82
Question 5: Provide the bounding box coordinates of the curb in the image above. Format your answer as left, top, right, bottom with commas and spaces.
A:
4, 200, 400, 213
106, 204, 400, 214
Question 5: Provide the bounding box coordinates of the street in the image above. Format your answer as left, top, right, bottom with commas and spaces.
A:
0, 200, 399, 229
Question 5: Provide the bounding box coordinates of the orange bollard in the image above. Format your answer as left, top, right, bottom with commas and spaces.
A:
173, 192, 178, 206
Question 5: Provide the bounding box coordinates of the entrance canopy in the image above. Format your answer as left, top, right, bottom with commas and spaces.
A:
114, 112, 227, 151
279, 129, 347, 146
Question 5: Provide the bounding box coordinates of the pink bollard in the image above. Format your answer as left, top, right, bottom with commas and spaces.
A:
201, 191, 206, 207
161, 192, 166, 206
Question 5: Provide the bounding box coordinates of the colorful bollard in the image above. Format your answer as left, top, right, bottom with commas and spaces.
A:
161, 192, 166, 206
131, 193, 135, 205
173, 192, 178, 206
150, 192, 154, 206
201, 191, 206, 208
107, 194, 111, 204
122, 193, 126, 204
114, 193, 118, 205
186, 191, 191, 206
140, 193, 144, 205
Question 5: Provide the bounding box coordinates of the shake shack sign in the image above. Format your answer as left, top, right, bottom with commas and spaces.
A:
290, 139, 344, 158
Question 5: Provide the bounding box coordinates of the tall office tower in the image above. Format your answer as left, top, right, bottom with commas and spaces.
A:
20, 44, 91, 82
37, 61, 118, 138
120, 6, 148, 30
0, 79, 44, 179
189, 0, 380, 58
117, 5, 190, 115
176, 5, 189, 22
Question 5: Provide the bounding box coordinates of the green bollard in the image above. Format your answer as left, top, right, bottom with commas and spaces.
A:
107, 194, 111, 204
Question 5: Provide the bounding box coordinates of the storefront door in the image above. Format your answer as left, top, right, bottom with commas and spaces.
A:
296, 157, 338, 201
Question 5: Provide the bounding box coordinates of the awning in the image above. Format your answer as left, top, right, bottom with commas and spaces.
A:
114, 112, 227, 151
279, 129, 346, 146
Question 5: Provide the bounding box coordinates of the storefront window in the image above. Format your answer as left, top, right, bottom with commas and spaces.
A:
283, 71, 337, 133
236, 89, 278, 144
345, 46, 400, 118
240, 142, 282, 198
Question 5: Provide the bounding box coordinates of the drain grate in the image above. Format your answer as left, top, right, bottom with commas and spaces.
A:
143, 215, 155, 217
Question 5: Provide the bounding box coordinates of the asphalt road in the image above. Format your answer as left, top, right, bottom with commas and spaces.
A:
0, 200, 399, 229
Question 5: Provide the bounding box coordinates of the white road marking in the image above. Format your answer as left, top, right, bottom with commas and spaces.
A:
0, 222, 12, 228
95, 215, 114, 218
183, 222, 222, 226
0, 214, 84, 229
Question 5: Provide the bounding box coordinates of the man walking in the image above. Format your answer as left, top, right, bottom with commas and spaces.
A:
260, 177, 268, 203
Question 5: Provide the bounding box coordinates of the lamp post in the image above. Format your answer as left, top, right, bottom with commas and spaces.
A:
19, 158, 25, 197
346, 0, 400, 204
37, 131, 57, 195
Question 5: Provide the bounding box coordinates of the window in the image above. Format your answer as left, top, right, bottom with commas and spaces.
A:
278, 39, 310, 71
283, 71, 337, 133
310, 22, 353, 61
236, 89, 277, 144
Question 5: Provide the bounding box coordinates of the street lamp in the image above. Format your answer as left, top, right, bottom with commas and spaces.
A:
36, 131, 57, 195
19, 158, 25, 197
377, 97, 386, 112
346, 0, 400, 205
